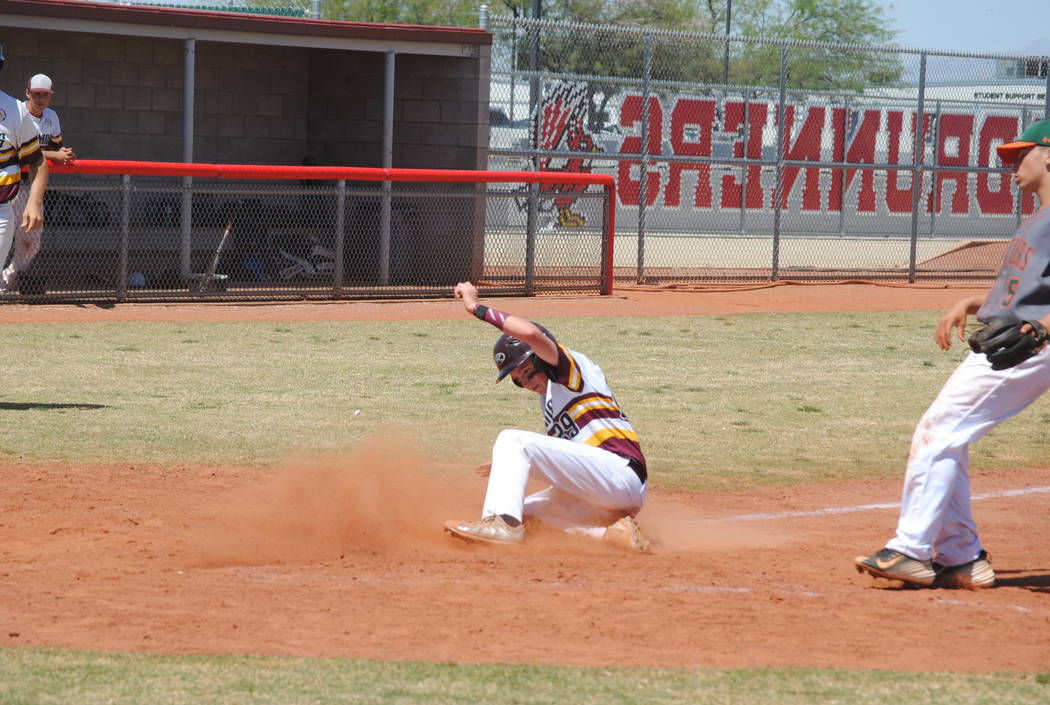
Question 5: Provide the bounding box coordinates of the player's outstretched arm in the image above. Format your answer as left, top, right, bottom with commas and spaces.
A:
935, 294, 985, 351
21, 158, 49, 233
453, 281, 558, 365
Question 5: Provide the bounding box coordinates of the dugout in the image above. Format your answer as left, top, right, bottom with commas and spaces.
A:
0, 0, 493, 288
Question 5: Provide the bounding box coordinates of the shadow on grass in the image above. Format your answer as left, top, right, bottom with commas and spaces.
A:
0, 402, 109, 411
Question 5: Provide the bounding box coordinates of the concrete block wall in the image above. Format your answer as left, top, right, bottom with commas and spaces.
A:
5, 28, 487, 170
305, 49, 486, 170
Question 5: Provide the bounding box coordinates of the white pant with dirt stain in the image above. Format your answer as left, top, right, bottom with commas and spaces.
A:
481, 429, 646, 537
886, 347, 1050, 566
2, 189, 42, 288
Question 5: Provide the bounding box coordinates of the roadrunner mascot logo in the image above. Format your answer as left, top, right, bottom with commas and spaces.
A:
534, 80, 602, 228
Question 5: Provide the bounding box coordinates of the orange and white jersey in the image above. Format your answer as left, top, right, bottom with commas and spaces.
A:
0, 94, 42, 204
540, 344, 646, 479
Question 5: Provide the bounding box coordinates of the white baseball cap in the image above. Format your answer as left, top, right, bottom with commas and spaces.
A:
28, 74, 53, 92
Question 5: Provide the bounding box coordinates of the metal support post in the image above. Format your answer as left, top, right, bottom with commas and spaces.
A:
907, 53, 928, 283
119, 174, 130, 300
838, 96, 849, 235
525, 5, 541, 295
770, 46, 787, 281
180, 37, 195, 282
929, 100, 942, 235
636, 33, 652, 283
334, 179, 346, 296
380, 51, 395, 285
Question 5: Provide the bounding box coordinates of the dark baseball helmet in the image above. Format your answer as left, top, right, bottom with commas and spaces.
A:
493, 323, 555, 383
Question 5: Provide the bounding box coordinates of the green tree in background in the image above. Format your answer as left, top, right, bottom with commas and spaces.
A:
322, 0, 481, 26
319, 0, 903, 126
715, 0, 903, 90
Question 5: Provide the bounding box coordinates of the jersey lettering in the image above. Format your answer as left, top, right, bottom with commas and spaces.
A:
1005, 238, 1033, 270
548, 410, 580, 439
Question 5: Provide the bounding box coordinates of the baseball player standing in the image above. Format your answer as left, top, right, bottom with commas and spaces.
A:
443, 281, 651, 552
2, 74, 73, 291
0, 51, 48, 285
855, 119, 1050, 589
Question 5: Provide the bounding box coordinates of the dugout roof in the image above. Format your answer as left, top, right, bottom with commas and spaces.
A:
0, 0, 491, 57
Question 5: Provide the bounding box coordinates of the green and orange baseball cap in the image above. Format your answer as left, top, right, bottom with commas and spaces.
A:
998, 119, 1050, 165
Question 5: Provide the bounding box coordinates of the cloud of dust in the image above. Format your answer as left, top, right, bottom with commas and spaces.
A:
637, 494, 798, 553
186, 433, 478, 567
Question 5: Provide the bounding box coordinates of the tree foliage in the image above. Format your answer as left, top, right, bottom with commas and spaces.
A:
322, 0, 481, 26
503, 0, 902, 92
322, 0, 904, 125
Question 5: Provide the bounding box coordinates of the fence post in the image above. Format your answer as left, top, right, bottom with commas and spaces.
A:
380, 51, 395, 285
334, 179, 346, 297
739, 91, 750, 233
1016, 109, 1031, 229
1045, 63, 1050, 118
929, 100, 942, 236
119, 173, 130, 300
601, 182, 615, 295
771, 45, 788, 281
635, 32, 652, 284
181, 37, 196, 282
525, 12, 541, 296
907, 53, 928, 284
838, 95, 849, 235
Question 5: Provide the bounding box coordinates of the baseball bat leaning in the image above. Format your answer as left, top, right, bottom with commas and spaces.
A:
196, 199, 244, 295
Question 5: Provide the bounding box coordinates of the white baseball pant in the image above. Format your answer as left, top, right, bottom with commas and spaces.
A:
2, 189, 41, 288
0, 199, 15, 281
886, 346, 1050, 566
481, 429, 646, 538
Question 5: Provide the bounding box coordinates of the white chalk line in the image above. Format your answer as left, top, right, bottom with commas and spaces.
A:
697, 485, 1050, 524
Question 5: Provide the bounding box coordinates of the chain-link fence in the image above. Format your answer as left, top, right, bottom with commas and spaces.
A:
487, 14, 1050, 284
5, 162, 612, 302
74, 0, 316, 17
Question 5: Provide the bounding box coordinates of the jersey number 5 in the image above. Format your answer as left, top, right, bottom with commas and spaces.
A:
1000, 277, 1020, 308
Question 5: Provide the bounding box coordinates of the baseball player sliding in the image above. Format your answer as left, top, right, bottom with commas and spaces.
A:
443, 282, 651, 552
855, 119, 1050, 589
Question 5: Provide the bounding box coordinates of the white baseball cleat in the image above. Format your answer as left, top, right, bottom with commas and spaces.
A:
854, 548, 936, 586
934, 551, 996, 589
444, 515, 524, 545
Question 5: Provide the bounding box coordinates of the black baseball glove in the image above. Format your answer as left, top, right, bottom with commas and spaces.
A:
968, 317, 1050, 370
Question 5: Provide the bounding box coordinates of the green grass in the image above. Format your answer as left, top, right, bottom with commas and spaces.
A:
2, 311, 1049, 490
1, 648, 1048, 705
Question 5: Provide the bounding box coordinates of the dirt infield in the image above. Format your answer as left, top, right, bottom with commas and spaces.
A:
0, 281, 989, 323
2, 283, 1048, 674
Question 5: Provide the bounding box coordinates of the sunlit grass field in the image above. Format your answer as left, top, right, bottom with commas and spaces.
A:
2, 311, 1048, 489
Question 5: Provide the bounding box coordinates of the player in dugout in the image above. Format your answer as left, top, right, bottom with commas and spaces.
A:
443, 281, 652, 552
855, 119, 1050, 589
